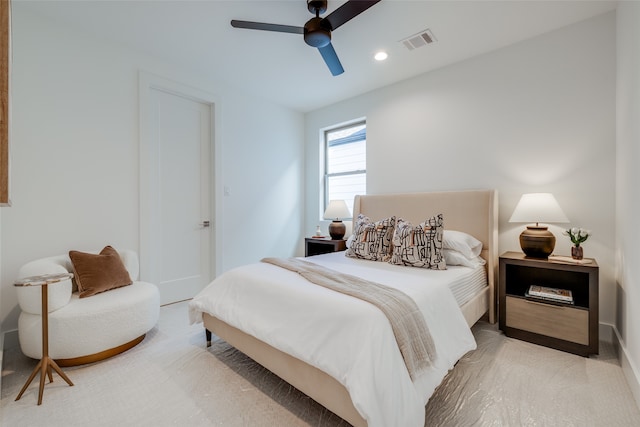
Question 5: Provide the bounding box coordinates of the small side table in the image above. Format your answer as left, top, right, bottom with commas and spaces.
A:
305, 237, 347, 257
499, 251, 599, 356
14, 272, 75, 405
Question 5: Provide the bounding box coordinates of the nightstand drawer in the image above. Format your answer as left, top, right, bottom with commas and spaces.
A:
304, 238, 347, 257
506, 296, 589, 345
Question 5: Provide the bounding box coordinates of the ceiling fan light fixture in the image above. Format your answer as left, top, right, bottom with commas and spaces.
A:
374, 51, 388, 61
304, 17, 332, 48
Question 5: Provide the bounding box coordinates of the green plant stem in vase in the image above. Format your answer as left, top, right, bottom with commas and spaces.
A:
565, 227, 591, 260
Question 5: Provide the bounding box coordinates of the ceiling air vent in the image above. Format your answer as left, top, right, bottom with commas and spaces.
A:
400, 29, 437, 51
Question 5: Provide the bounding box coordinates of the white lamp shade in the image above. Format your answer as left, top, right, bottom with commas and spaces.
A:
509, 193, 569, 224
323, 200, 351, 220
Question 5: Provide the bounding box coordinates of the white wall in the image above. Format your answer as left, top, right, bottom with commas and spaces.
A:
0, 7, 304, 333
305, 13, 616, 323
0, 211, 2, 355
616, 1, 640, 406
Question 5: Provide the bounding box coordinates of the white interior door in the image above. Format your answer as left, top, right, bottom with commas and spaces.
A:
141, 83, 213, 305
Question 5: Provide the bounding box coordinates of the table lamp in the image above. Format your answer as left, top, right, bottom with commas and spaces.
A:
323, 200, 351, 240
509, 193, 569, 258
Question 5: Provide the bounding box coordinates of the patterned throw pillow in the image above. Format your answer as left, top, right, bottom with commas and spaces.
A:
389, 214, 446, 269
345, 214, 396, 262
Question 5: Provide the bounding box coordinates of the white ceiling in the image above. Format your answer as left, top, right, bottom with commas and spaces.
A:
15, 0, 618, 112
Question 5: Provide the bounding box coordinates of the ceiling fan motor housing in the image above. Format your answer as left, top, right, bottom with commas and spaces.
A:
304, 17, 332, 47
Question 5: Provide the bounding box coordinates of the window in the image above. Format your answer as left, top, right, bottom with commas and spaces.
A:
324, 121, 366, 217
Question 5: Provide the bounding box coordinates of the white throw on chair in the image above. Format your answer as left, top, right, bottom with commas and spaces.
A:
15, 248, 160, 366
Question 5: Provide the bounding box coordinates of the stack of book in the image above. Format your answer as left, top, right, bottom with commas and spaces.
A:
525, 285, 574, 305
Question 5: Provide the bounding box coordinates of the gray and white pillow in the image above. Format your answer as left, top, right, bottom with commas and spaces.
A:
345, 214, 396, 262
389, 214, 446, 270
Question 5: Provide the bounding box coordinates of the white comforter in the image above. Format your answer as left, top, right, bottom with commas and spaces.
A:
188, 252, 477, 427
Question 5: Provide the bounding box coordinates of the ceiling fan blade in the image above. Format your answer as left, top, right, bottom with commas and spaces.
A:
231, 20, 304, 34
318, 43, 344, 76
323, 0, 381, 31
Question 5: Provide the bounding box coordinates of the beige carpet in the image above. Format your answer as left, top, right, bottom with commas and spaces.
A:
2, 301, 639, 426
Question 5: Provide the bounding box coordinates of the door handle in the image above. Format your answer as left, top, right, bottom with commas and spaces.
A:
201, 220, 210, 228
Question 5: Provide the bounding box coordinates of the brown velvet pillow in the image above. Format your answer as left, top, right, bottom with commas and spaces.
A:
69, 246, 132, 298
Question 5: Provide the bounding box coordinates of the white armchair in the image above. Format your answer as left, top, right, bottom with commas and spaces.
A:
16, 249, 160, 366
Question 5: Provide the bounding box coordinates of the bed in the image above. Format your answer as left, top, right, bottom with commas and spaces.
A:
189, 189, 498, 427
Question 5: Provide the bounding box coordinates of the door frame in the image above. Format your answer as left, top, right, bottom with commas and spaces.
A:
138, 71, 223, 290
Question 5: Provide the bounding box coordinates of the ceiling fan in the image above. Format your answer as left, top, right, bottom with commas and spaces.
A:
231, 0, 381, 76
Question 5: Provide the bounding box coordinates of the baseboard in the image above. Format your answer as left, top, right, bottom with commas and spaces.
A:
610, 324, 640, 410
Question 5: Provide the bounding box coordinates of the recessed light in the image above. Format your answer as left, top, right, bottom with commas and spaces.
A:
374, 51, 388, 61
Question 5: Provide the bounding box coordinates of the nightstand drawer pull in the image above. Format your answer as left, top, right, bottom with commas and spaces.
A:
523, 299, 565, 309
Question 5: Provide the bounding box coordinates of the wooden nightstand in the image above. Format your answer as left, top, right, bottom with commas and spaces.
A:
305, 237, 347, 257
499, 251, 599, 356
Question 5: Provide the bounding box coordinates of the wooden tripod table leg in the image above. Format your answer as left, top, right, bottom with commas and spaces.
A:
15, 356, 74, 405
49, 357, 74, 386
14, 359, 45, 402
14, 281, 74, 405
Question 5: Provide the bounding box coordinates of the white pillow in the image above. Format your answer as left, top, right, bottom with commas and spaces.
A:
443, 230, 483, 259
443, 249, 486, 268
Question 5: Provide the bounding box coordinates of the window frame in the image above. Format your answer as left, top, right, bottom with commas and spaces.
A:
323, 120, 366, 219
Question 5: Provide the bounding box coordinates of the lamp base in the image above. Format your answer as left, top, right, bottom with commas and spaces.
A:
328, 220, 346, 240
519, 225, 556, 258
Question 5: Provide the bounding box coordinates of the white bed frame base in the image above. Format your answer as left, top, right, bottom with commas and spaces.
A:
203, 189, 498, 427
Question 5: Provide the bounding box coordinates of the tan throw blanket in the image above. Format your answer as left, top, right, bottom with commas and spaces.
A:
261, 257, 436, 380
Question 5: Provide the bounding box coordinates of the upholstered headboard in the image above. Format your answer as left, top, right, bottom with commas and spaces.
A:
353, 189, 498, 323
